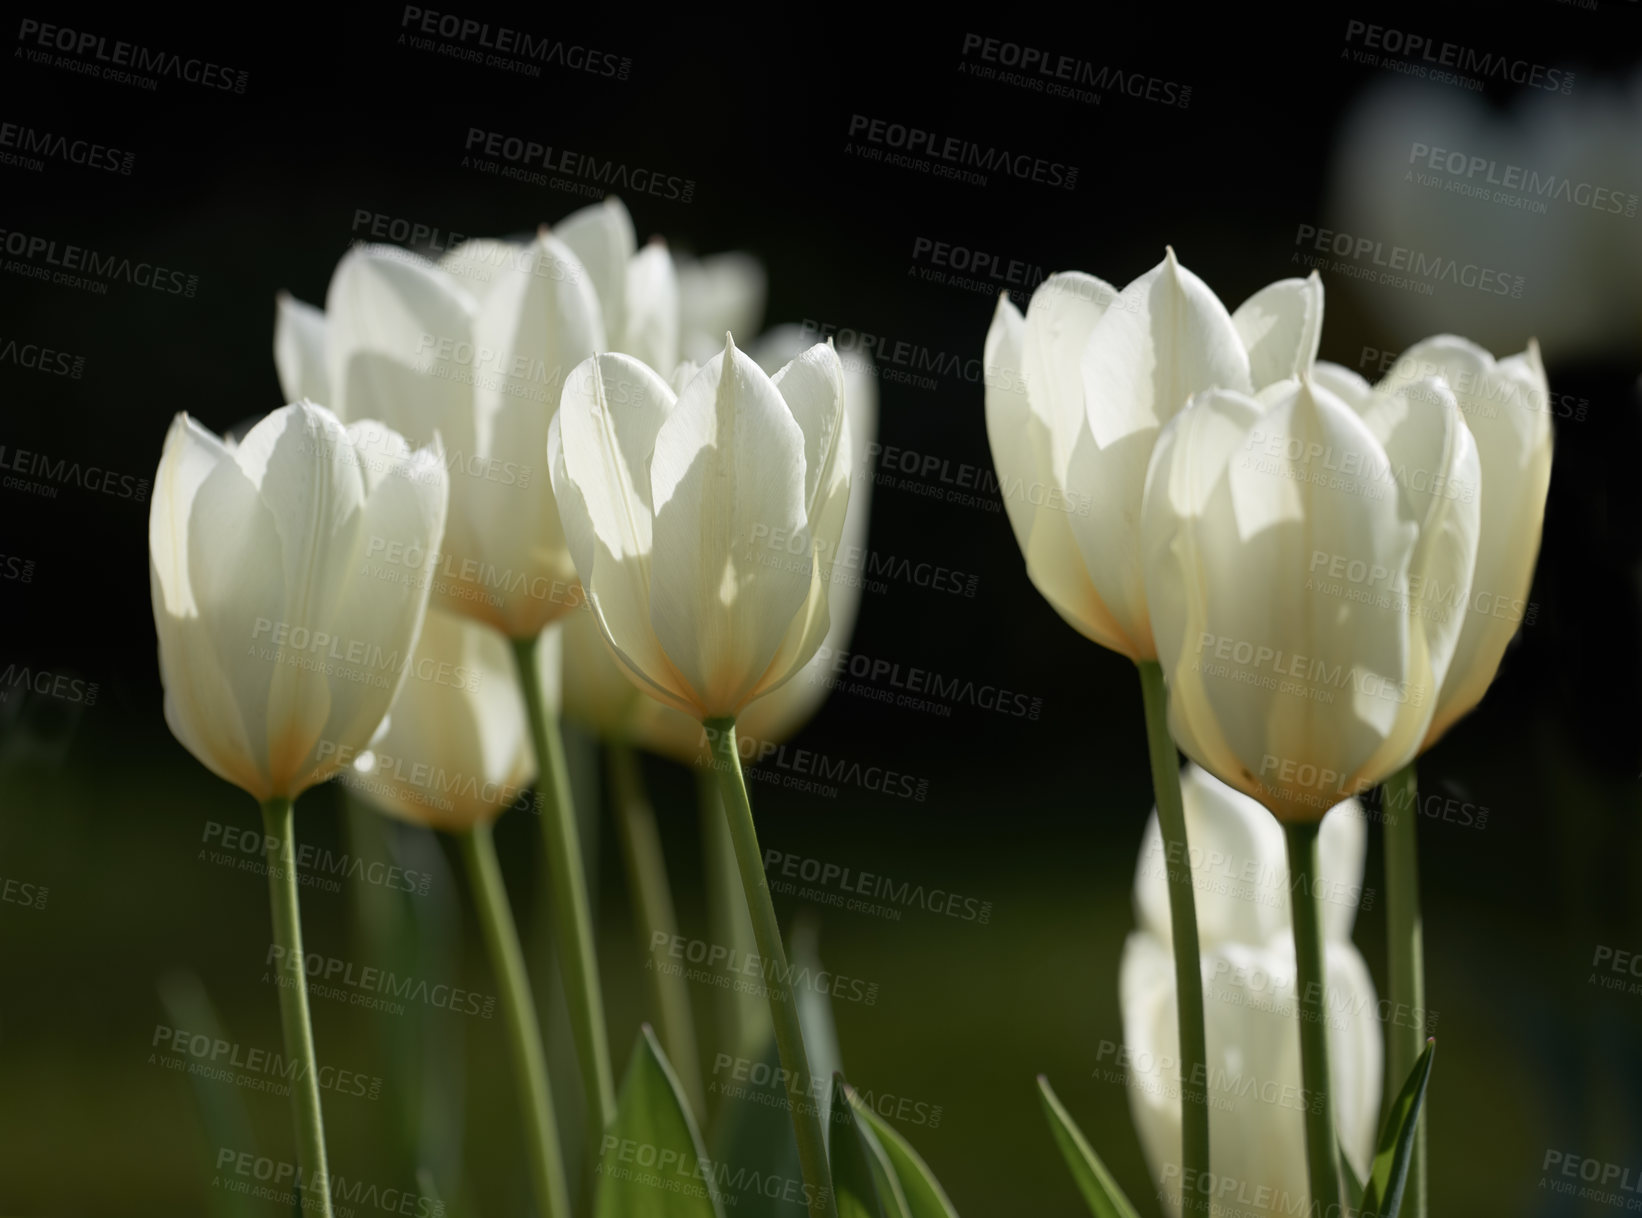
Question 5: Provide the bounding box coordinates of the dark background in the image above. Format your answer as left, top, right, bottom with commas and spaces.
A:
3, 3, 1642, 1214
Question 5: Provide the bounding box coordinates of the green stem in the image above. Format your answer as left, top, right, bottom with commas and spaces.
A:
1383, 760, 1426, 1218
1137, 661, 1209, 1204
458, 822, 571, 1218
260, 796, 335, 1218
1284, 819, 1343, 1214
703, 718, 839, 1218
510, 632, 616, 1141
698, 767, 770, 1086
608, 740, 707, 1120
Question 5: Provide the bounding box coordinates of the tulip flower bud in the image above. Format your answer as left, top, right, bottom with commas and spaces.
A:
1120, 765, 1382, 1217
563, 324, 877, 758
1142, 377, 1481, 820
149, 402, 449, 801
345, 608, 548, 833
549, 335, 852, 723
986, 250, 1323, 662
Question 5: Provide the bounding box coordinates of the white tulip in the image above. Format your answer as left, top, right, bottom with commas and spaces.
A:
1142, 375, 1482, 820
549, 336, 851, 723
149, 403, 448, 801
345, 607, 558, 833
985, 251, 1322, 661
1316, 337, 1552, 748
1121, 765, 1382, 1216
562, 325, 879, 761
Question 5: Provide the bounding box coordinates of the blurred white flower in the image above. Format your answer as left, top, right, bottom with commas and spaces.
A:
1121, 764, 1382, 1216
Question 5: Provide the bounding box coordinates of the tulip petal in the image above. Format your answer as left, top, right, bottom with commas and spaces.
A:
311, 435, 450, 790
324, 244, 480, 459
454, 233, 604, 635
1232, 273, 1324, 390
551, 353, 693, 714
555, 197, 636, 355
273, 293, 330, 406
353, 607, 535, 832
1024, 271, 1118, 477
623, 241, 680, 373
983, 294, 1040, 557
150, 415, 262, 797
649, 341, 811, 717
1383, 337, 1552, 743
1227, 384, 1426, 813
771, 342, 847, 517
439, 237, 528, 302
1081, 249, 1252, 450
1073, 253, 1253, 657
1310, 361, 1373, 411
1355, 377, 1481, 691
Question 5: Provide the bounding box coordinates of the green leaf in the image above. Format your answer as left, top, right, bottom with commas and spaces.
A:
849, 1090, 961, 1217
1362, 1039, 1436, 1218
1036, 1076, 1142, 1218
596, 1026, 726, 1218
830, 1075, 909, 1218
1340, 1139, 1365, 1212
707, 1033, 797, 1218
708, 915, 844, 1218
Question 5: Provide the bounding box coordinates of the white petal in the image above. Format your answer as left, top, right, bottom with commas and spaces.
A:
273, 293, 330, 406
352, 607, 533, 832
1382, 338, 1552, 744
771, 343, 847, 516
550, 353, 691, 713
1073, 252, 1253, 658
1081, 248, 1252, 450
1023, 270, 1118, 477
554, 197, 636, 354
1232, 274, 1324, 389
150, 415, 262, 797
324, 244, 480, 459
622, 241, 680, 373
649, 340, 811, 718
439, 237, 529, 302
1354, 376, 1482, 693
1310, 361, 1373, 411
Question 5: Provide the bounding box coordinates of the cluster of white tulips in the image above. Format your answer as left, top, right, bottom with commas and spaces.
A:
990, 251, 1551, 1217
148, 197, 900, 1218
148, 203, 1548, 1216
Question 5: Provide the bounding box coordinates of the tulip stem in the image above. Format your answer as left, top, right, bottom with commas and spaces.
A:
458, 821, 571, 1218
1284, 819, 1344, 1215
702, 717, 839, 1218
1383, 760, 1427, 1218
259, 796, 335, 1218
698, 767, 769, 1087
510, 632, 616, 1143
608, 740, 707, 1121
1137, 661, 1210, 1206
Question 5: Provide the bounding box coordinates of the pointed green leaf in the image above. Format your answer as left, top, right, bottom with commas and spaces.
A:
1036, 1076, 1142, 1218
596, 1026, 726, 1218
1362, 1039, 1436, 1218
1340, 1140, 1365, 1212
708, 916, 844, 1218
849, 1089, 961, 1218
830, 1074, 907, 1218
708, 1032, 796, 1218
